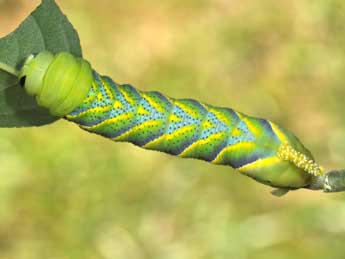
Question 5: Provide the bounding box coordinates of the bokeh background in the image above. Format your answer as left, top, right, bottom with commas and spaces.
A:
1, 0, 345, 258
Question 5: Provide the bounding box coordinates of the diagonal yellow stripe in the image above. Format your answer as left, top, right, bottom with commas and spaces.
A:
81, 113, 132, 130
120, 87, 136, 106
66, 105, 112, 119
142, 93, 165, 113
268, 121, 288, 143
235, 111, 260, 136
144, 125, 199, 149
174, 101, 199, 118
142, 98, 175, 149
178, 132, 226, 157
211, 107, 232, 126
165, 125, 196, 141
237, 156, 280, 172
101, 78, 115, 100
113, 120, 162, 141
143, 134, 166, 149
212, 142, 255, 164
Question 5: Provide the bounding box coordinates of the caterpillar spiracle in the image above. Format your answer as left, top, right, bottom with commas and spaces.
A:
18, 51, 341, 195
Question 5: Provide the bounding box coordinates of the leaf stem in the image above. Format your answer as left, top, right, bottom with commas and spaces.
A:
0, 62, 19, 77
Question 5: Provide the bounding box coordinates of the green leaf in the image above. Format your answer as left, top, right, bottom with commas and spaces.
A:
0, 0, 82, 127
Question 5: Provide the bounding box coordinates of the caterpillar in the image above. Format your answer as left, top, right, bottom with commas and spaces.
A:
18, 51, 345, 195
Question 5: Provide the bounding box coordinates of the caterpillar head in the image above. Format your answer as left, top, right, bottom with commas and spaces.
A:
19, 51, 93, 116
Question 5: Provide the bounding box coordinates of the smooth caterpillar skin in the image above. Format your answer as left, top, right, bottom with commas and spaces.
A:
20, 52, 325, 191
20, 51, 93, 116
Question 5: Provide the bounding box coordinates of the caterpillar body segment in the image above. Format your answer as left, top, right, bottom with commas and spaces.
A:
20, 51, 93, 116
19, 51, 325, 191
66, 72, 319, 189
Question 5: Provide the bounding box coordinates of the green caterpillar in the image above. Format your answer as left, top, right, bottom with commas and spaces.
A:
18, 51, 344, 195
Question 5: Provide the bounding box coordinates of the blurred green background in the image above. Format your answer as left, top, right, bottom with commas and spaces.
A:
1, 0, 345, 258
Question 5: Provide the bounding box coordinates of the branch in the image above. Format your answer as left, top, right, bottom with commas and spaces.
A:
307, 170, 345, 193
